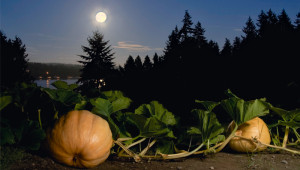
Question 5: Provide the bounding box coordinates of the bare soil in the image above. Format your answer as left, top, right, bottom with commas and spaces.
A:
8, 149, 300, 170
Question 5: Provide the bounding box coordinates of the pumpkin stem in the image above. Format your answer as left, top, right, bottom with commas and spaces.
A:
234, 135, 300, 155
215, 123, 238, 153
114, 140, 141, 162
282, 126, 289, 148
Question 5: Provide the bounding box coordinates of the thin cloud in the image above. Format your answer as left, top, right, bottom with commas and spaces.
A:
113, 41, 152, 52
233, 28, 242, 32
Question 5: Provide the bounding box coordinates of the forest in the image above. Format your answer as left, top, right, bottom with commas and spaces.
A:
79, 9, 299, 121
1, 9, 300, 121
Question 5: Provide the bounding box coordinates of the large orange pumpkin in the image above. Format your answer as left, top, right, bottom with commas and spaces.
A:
227, 117, 271, 153
47, 110, 113, 168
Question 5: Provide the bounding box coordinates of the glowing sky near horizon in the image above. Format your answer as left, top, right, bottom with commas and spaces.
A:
1, 0, 299, 66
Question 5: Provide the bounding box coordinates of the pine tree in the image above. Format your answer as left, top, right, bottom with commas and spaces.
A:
232, 37, 241, 51
193, 21, 207, 48
295, 12, 300, 30
134, 55, 143, 71
0, 31, 33, 89
220, 38, 232, 57
180, 10, 193, 41
124, 55, 136, 73
77, 31, 115, 89
163, 26, 181, 64
278, 9, 294, 32
143, 55, 152, 71
242, 17, 257, 41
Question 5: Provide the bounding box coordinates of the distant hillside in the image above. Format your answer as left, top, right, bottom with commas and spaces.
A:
28, 62, 82, 79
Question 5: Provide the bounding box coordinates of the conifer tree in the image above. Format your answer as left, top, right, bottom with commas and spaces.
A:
295, 12, 300, 30
143, 55, 152, 71
163, 26, 181, 65
77, 31, 115, 89
193, 21, 207, 48
242, 17, 257, 41
124, 55, 136, 73
278, 9, 294, 32
0, 31, 33, 89
220, 38, 232, 57
180, 10, 194, 41
134, 55, 143, 71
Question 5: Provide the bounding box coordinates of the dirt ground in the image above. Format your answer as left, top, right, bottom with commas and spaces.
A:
8, 149, 300, 170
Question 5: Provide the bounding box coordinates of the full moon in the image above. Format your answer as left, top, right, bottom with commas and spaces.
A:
96, 12, 107, 23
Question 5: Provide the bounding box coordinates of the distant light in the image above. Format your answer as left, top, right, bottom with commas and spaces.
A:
96, 12, 107, 23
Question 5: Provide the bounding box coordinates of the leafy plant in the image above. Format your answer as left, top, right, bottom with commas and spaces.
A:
265, 104, 300, 147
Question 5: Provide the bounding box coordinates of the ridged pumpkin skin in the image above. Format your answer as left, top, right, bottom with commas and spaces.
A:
228, 117, 271, 153
47, 110, 113, 168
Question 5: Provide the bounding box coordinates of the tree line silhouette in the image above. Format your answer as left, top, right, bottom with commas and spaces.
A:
77, 9, 300, 120
1, 9, 299, 121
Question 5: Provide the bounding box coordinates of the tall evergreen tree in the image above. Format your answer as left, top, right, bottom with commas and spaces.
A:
232, 36, 241, 54
0, 31, 33, 89
278, 9, 294, 32
295, 12, 300, 30
193, 21, 207, 47
124, 55, 136, 73
163, 26, 181, 65
257, 10, 268, 36
143, 55, 152, 71
242, 17, 257, 41
180, 10, 194, 41
134, 55, 143, 71
220, 38, 232, 57
77, 31, 115, 89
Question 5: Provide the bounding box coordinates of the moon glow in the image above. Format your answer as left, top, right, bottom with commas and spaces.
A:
96, 12, 107, 23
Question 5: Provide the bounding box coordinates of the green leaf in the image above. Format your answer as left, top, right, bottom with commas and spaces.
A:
90, 98, 113, 118
265, 104, 300, 129
52, 80, 68, 89
209, 135, 225, 145
74, 100, 87, 110
156, 140, 175, 154
102, 91, 126, 102
0, 96, 12, 111
43, 88, 82, 106
112, 97, 131, 113
187, 127, 202, 135
20, 120, 46, 150
126, 113, 175, 138
0, 127, 15, 145
221, 93, 269, 125
52, 80, 78, 90
135, 101, 176, 126
189, 109, 224, 144
195, 100, 220, 112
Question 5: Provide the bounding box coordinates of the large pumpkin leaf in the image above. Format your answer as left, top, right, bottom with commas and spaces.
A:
134, 101, 176, 126
221, 89, 269, 125
101, 91, 132, 113
126, 112, 176, 138
195, 100, 220, 112
91, 98, 113, 118
156, 140, 176, 154
42, 88, 82, 106
187, 109, 224, 145
266, 104, 300, 129
51, 80, 78, 90
0, 96, 12, 111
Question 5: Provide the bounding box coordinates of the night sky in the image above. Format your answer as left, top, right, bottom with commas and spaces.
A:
1, 0, 299, 66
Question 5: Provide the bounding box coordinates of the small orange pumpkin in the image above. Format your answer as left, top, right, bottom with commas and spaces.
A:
47, 110, 113, 168
227, 117, 271, 153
